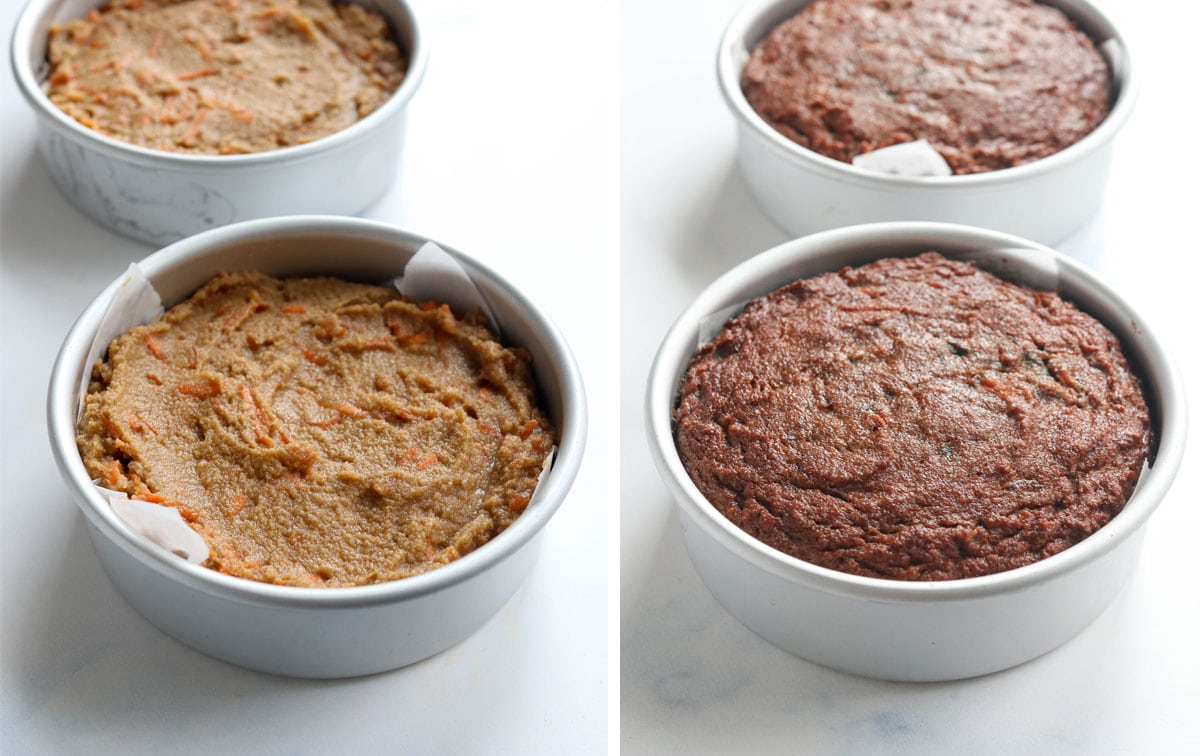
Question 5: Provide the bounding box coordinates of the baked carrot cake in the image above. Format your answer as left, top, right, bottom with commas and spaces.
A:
46, 0, 406, 154
741, 0, 1111, 174
77, 272, 554, 587
674, 253, 1149, 580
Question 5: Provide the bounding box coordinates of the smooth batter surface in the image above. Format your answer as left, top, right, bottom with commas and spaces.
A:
742, 0, 1111, 174
78, 272, 554, 587
46, 0, 406, 155
675, 253, 1149, 581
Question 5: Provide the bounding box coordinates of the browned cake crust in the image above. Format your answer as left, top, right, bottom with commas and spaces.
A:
674, 253, 1149, 580
741, 0, 1111, 174
78, 272, 554, 587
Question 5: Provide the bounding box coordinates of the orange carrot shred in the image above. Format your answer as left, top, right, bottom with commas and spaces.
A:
240, 383, 273, 446
283, 303, 306, 314
126, 411, 156, 435
181, 107, 211, 148
222, 291, 265, 332
177, 376, 221, 398
307, 413, 340, 428
175, 67, 220, 81
146, 373, 162, 385
228, 494, 248, 516
100, 414, 122, 438
357, 337, 395, 351
144, 333, 166, 360
148, 30, 165, 58
507, 493, 531, 512
518, 420, 539, 439
105, 459, 121, 487
183, 34, 214, 60
301, 347, 329, 365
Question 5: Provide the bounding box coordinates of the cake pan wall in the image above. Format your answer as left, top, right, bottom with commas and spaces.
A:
646, 222, 1185, 681
718, 0, 1136, 246
11, 0, 428, 246
47, 216, 588, 678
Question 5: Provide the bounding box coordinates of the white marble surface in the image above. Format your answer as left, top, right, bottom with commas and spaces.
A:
622, 0, 1200, 753
1, 1, 613, 753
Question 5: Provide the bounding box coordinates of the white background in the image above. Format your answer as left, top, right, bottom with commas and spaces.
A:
622, 0, 1200, 753
1, 0, 615, 753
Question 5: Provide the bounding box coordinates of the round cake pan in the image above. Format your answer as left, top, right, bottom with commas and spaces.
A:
11, 0, 428, 246
47, 216, 587, 678
646, 222, 1185, 682
718, 0, 1136, 246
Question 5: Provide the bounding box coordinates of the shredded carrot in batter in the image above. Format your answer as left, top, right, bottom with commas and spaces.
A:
180, 107, 210, 148
175, 67, 219, 81
147, 29, 165, 58
177, 376, 221, 398
106, 459, 122, 487
239, 383, 274, 446
144, 333, 166, 360
228, 494, 248, 516
507, 494, 530, 512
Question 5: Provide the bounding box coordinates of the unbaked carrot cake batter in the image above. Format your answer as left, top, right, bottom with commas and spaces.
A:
78, 272, 554, 587
46, 0, 406, 154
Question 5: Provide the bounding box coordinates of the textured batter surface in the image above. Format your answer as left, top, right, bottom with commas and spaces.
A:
46, 0, 406, 155
674, 253, 1149, 581
742, 0, 1111, 174
78, 272, 554, 587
